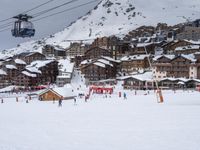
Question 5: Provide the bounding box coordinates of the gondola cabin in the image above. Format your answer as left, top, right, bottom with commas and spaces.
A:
11, 14, 35, 38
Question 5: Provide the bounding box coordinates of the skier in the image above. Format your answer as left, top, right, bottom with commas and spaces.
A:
74, 97, 77, 105
1, 98, 3, 103
16, 97, 18, 102
147, 90, 150, 95
123, 92, 127, 100
85, 95, 88, 102
119, 92, 121, 98
26, 97, 29, 103
58, 98, 62, 107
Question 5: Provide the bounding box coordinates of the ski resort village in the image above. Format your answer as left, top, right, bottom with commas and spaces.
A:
1, 0, 200, 150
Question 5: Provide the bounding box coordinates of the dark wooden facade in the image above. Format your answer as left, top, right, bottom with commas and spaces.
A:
37, 61, 59, 84
85, 46, 112, 59
153, 55, 197, 79
81, 62, 116, 82
15, 52, 46, 64
14, 71, 40, 87
162, 40, 193, 54
123, 77, 154, 90
121, 56, 149, 74
42, 45, 66, 58
133, 43, 156, 54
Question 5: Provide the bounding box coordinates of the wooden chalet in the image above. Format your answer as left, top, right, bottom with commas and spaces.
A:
14, 70, 40, 87
133, 43, 156, 54
81, 58, 117, 82
66, 42, 89, 58
174, 45, 200, 55
14, 52, 46, 64
39, 86, 76, 101
85, 46, 112, 59
42, 45, 66, 58
0, 69, 9, 88
119, 71, 154, 90
120, 55, 150, 75
162, 40, 195, 54
152, 54, 199, 80
27, 60, 59, 84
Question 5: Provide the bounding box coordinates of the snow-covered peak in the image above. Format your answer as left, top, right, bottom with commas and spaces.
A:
2, 0, 200, 56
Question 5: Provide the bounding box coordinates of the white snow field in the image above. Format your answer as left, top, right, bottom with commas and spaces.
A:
0, 90, 200, 150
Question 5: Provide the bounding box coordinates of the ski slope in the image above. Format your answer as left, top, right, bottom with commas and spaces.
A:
0, 90, 200, 150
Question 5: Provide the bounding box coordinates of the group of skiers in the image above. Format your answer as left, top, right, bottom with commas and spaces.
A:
0, 96, 31, 104
119, 92, 127, 99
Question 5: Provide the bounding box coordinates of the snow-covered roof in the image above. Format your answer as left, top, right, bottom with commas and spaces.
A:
53, 86, 76, 98
57, 75, 71, 79
58, 59, 74, 73
14, 59, 26, 65
0, 55, 13, 61
80, 59, 93, 65
22, 71, 37, 78
160, 78, 178, 82
25, 67, 42, 74
184, 40, 200, 45
153, 55, 175, 61
39, 85, 76, 98
117, 71, 153, 82
175, 45, 200, 51
137, 43, 153, 48
6, 65, 17, 70
160, 78, 190, 82
28, 60, 56, 69
101, 56, 121, 63
181, 54, 196, 62
94, 62, 106, 68
121, 55, 149, 61
131, 71, 153, 82
97, 59, 113, 67
0, 69, 7, 75
54, 46, 65, 51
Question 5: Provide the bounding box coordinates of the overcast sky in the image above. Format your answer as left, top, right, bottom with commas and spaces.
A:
0, 0, 99, 50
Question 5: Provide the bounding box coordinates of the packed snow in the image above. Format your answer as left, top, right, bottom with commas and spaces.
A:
0, 89, 200, 150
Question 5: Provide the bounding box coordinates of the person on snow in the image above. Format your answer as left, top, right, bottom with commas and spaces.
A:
123, 92, 127, 100
85, 95, 88, 102
16, 97, 18, 102
58, 98, 62, 107
74, 98, 77, 105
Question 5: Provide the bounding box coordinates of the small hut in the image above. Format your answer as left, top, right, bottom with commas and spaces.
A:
39, 86, 76, 101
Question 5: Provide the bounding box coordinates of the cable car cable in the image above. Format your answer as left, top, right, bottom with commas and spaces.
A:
0, 17, 13, 23
0, 21, 14, 29
32, 0, 99, 22
32, 0, 78, 18
22, 0, 54, 14
0, 0, 54, 23
0, 27, 12, 33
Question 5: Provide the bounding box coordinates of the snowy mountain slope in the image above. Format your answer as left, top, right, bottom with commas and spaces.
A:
2, 0, 200, 56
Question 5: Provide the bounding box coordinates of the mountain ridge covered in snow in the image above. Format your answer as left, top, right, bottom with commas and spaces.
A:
1, 0, 200, 56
